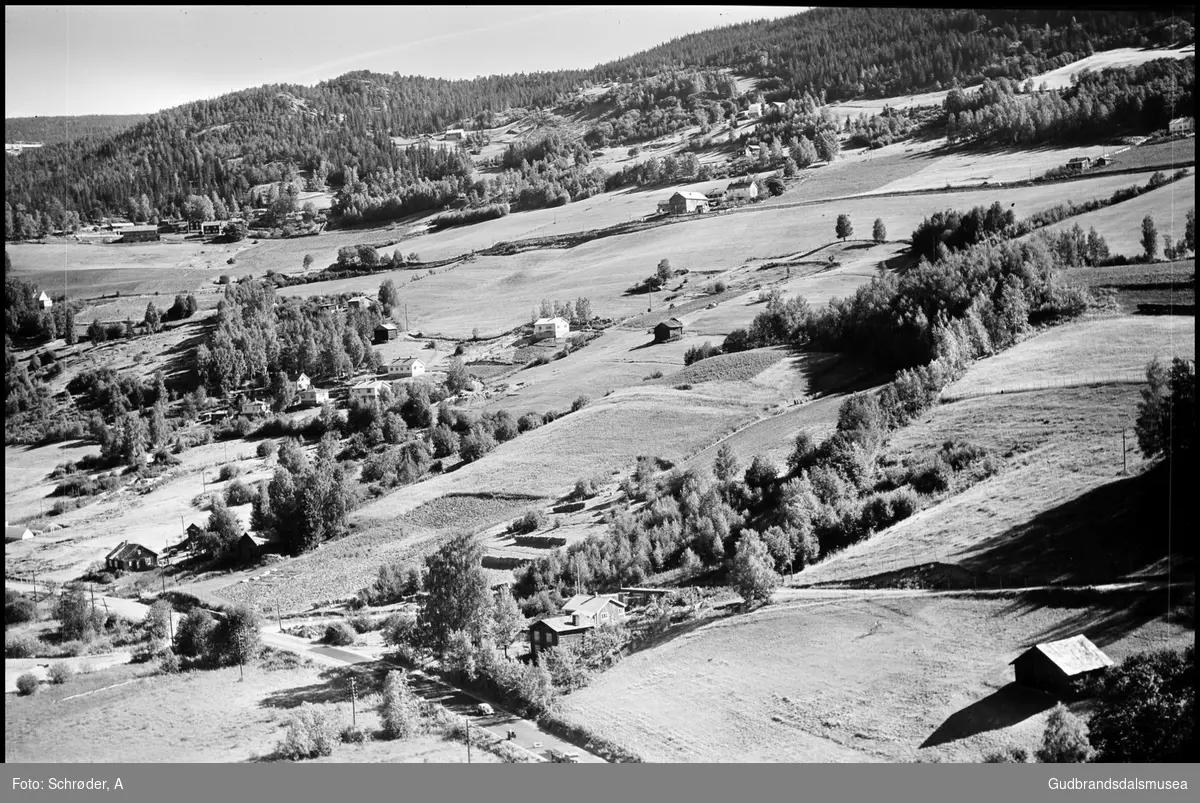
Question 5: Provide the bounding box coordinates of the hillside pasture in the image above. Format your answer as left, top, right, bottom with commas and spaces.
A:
558, 590, 1190, 763
942, 315, 1195, 399
1061, 259, 1195, 313
1034, 174, 1195, 257
872, 143, 1128, 193
798, 383, 1172, 588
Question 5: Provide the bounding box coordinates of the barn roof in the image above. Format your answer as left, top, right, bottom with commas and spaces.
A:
657, 318, 683, 329
534, 316, 567, 326
376, 322, 398, 330
106, 541, 158, 561
672, 191, 708, 201
392, 356, 423, 368
1012, 635, 1113, 676
532, 615, 596, 634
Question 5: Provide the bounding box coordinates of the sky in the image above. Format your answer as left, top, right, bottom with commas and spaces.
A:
4, 5, 806, 118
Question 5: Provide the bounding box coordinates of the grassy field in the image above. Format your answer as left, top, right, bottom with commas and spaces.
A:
873, 143, 1129, 193
3, 660, 490, 763
1062, 259, 1195, 313
1035, 174, 1195, 257
558, 591, 1190, 763
942, 315, 1195, 399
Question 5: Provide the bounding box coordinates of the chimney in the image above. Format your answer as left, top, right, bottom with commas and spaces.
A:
572, 612, 586, 627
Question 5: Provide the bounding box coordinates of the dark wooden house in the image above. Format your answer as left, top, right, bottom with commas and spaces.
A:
528, 614, 596, 662
1011, 635, 1113, 697
105, 541, 159, 572
654, 318, 684, 343
237, 532, 272, 564
374, 322, 400, 343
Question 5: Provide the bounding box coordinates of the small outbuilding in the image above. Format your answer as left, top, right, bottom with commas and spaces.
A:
374, 322, 400, 343
105, 541, 159, 572
654, 318, 684, 343
1011, 635, 1114, 697
237, 532, 273, 563
347, 296, 373, 311
1064, 156, 1091, 173
240, 399, 270, 416
533, 317, 569, 341
37, 291, 53, 310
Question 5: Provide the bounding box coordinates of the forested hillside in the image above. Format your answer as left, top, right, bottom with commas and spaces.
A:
4, 114, 148, 146
4, 7, 1193, 232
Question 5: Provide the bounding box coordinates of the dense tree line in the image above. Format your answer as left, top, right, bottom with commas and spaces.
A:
946, 57, 1195, 145
4, 114, 147, 147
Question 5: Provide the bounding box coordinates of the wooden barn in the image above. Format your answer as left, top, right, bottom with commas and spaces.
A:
374, 322, 400, 343
654, 318, 684, 343
120, 226, 161, 243
667, 191, 709, 215
237, 532, 273, 563
1010, 635, 1114, 697
105, 541, 159, 572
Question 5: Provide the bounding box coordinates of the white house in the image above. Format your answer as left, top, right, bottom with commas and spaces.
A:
386, 357, 425, 379
727, 178, 759, 202
295, 373, 312, 392
200, 220, 224, 236
444, 129, 466, 141
350, 379, 388, 402
746, 102, 763, 118
37, 291, 53, 310
240, 400, 270, 416
1169, 117, 1195, 134
299, 387, 330, 407
533, 317, 569, 341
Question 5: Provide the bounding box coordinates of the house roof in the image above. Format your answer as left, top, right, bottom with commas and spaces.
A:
106, 541, 158, 561
1011, 635, 1114, 676
672, 191, 708, 201
376, 322, 399, 330
301, 386, 329, 395
535, 317, 568, 326
392, 357, 423, 368
352, 379, 387, 391
38, 291, 52, 301
347, 296, 372, 305
570, 594, 626, 616
728, 179, 755, 189
532, 615, 596, 634
657, 318, 684, 329
240, 532, 272, 547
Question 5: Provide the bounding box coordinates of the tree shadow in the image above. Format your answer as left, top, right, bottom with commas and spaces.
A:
994, 586, 1185, 650
920, 683, 1055, 748
957, 462, 1192, 586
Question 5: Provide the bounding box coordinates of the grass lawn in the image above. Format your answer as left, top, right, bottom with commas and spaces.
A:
557, 591, 1191, 763
4, 661, 492, 763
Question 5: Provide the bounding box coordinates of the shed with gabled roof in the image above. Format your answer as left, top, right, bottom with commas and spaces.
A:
1010, 635, 1114, 696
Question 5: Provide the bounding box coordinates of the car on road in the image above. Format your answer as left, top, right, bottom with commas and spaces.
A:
546, 749, 580, 763
475, 703, 494, 716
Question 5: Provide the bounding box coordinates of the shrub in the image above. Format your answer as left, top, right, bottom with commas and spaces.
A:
684, 342, 722, 365
347, 613, 376, 634
340, 725, 367, 744
5, 596, 37, 625
379, 670, 423, 740
224, 478, 256, 506
323, 622, 356, 646
159, 649, 181, 674
1035, 703, 1095, 763
217, 463, 241, 481
256, 440, 278, 459
570, 395, 590, 413
16, 672, 39, 696
983, 746, 1029, 763
510, 509, 547, 535
47, 661, 75, 684
6, 633, 39, 657
276, 703, 341, 760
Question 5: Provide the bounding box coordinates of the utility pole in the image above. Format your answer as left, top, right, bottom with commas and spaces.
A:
350, 678, 357, 729
405, 304, 409, 331
1122, 429, 1128, 474
32, 571, 37, 602
90, 584, 96, 617
466, 718, 472, 764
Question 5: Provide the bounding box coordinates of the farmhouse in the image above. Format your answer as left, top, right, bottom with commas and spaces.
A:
562, 593, 626, 626
200, 220, 224, 236
444, 129, 466, 141
240, 399, 270, 416
121, 226, 161, 243
746, 102, 763, 118
533, 316, 569, 341
1010, 635, 1114, 697
5, 522, 34, 543
1064, 156, 1091, 173
295, 372, 312, 392
37, 291, 53, 310
299, 387, 330, 407
705, 187, 727, 204
667, 191, 709, 215
386, 357, 425, 379
727, 178, 759, 202
374, 322, 400, 343
654, 318, 684, 343
1169, 117, 1195, 134
528, 614, 597, 662
350, 379, 388, 402
347, 296, 373, 311
105, 541, 159, 572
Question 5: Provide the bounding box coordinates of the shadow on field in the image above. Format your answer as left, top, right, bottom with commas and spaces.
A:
258, 664, 382, 710
997, 586, 1185, 650
958, 462, 1193, 586
921, 683, 1054, 748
